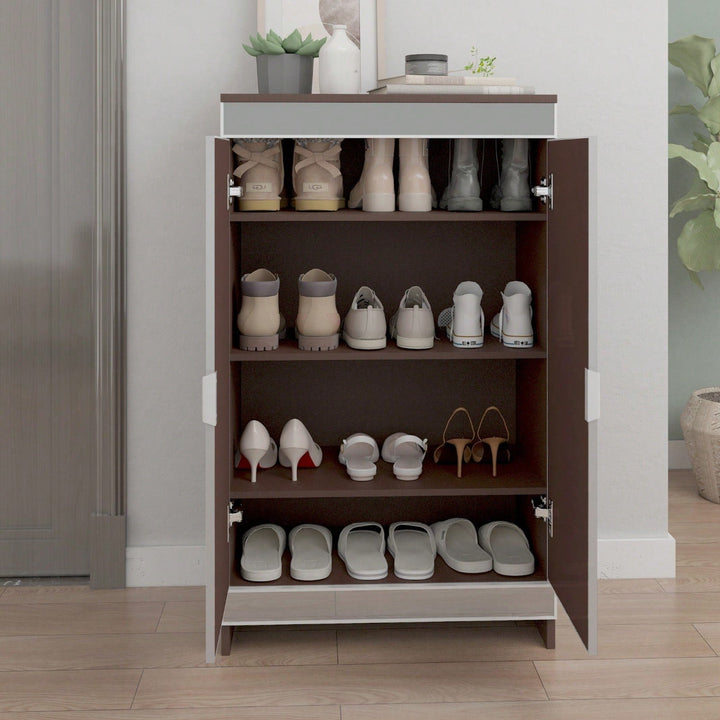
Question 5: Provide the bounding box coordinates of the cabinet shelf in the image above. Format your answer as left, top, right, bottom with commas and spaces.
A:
231, 336, 547, 362
230, 209, 547, 223
232, 452, 544, 499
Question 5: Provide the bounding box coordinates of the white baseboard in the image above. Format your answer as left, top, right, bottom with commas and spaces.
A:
598, 534, 676, 579
126, 545, 204, 587
669, 440, 691, 469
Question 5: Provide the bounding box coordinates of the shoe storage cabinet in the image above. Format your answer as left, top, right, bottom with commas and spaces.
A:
205, 94, 596, 662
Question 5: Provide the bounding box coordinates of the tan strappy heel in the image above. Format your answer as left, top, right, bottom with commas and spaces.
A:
471, 406, 511, 478
433, 407, 475, 478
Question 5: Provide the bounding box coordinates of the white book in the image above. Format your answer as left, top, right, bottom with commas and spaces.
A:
369, 83, 535, 95
382, 74, 519, 86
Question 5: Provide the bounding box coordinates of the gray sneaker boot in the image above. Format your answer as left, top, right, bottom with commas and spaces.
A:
495, 138, 532, 212
440, 138, 483, 212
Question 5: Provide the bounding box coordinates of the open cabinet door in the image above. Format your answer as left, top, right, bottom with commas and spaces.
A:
546, 138, 597, 654
205, 137, 234, 662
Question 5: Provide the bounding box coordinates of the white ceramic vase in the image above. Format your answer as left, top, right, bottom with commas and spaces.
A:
318, 24, 360, 94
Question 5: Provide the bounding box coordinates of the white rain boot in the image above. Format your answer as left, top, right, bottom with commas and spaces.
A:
342, 286, 387, 350
496, 138, 532, 212
232, 139, 284, 211
296, 268, 341, 351
398, 138, 432, 212
438, 281, 484, 348
237, 268, 285, 351
348, 138, 395, 212
440, 139, 483, 212
490, 281, 533, 348
389, 286, 435, 349
292, 139, 345, 211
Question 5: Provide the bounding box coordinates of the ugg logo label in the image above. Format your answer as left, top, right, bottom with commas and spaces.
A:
249, 183, 272, 192
303, 182, 328, 193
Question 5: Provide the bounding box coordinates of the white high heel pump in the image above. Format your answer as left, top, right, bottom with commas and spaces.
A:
279, 419, 323, 482
238, 420, 277, 483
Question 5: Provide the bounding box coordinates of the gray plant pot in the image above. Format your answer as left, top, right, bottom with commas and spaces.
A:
256, 54, 314, 94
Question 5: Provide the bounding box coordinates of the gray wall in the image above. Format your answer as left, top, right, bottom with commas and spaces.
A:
669, 2, 720, 439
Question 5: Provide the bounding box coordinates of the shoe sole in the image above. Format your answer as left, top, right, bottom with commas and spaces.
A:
447, 197, 483, 212
398, 193, 432, 212
297, 333, 339, 351
239, 334, 279, 351
500, 198, 532, 212
395, 335, 434, 350
342, 332, 387, 350
292, 198, 345, 211
490, 326, 534, 348
238, 198, 281, 211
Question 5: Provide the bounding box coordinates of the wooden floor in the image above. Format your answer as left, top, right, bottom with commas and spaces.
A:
1, 470, 719, 719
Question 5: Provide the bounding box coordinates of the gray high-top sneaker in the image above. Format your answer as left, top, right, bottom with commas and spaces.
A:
440, 139, 483, 212
232, 139, 284, 211
492, 138, 532, 212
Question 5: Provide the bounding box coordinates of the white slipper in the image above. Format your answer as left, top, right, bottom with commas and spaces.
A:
387, 521, 436, 580
288, 524, 332, 581
381, 433, 428, 481
478, 521, 535, 576
240, 524, 286, 582
431, 518, 492, 574
338, 522, 388, 580
339, 433, 379, 481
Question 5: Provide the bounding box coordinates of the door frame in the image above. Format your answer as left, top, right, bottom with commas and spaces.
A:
90, 0, 126, 588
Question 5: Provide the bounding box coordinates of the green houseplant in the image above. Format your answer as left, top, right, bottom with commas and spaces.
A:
669, 35, 720, 285
244, 29, 326, 94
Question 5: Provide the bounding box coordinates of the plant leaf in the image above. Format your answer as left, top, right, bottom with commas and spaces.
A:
709, 54, 720, 96
296, 37, 326, 57
249, 33, 264, 52
715, 197, 720, 229
670, 177, 716, 217
687, 268, 704, 287
677, 209, 720, 271
669, 143, 718, 190
669, 35, 716, 96
697, 95, 720, 135
267, 29, 284, 45
242, 43, 262, 57
670, 104, 700, 117
693, 132, 712, 152
281, 29, 302, 53
707, 142, 720, 186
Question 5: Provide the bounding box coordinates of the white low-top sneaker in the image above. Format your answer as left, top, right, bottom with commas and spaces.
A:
389, 286, 435, 350
490, 281, 534, 348
437, 281, 484, 348
342, 286, 387, 350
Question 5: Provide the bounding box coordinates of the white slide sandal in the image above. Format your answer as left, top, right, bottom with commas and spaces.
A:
478, 521, 535, 576
288, 524, 332, 581
387, 521, 436, 580
339, 433, 379, 481
381, 433, 428, 481
338, 522, 388, 580
431, 518, 492, 574
240, 524, 286, 582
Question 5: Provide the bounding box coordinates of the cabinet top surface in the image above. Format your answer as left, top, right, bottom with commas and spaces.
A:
221, 93, 557, 104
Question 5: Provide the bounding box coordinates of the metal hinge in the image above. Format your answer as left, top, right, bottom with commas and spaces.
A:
531, 175, 553, 210
228, 500, 243, 541
227, 175, 242, 210
532, 495, 554, 537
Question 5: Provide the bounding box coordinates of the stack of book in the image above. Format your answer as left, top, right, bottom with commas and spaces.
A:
369, 74, 534, 95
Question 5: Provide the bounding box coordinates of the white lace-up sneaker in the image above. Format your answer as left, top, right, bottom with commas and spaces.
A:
389, 286, 435, 349
490, 281, 534, 348
437, 281, 484, 348
342, 286, 387, 350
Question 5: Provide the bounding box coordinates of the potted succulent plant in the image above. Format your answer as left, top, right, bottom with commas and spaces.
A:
668, 35, 720, 286
243, 29, 326, 94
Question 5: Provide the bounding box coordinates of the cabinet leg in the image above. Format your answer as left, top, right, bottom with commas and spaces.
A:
220, 626, 234, 655
537, 619, 555, 649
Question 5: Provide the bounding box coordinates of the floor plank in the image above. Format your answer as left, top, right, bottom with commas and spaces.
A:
132, 663, 547, 708
676, 544, 720, 567
670, 522, 720, 544
0, 669, 141, 711
218, 628, 338, 666
0, 601, 163, 636
669, 502, 720, 524
598, 591, 720, 625
156, 602, 204, 633
597, 578, 664, 594
0, 633, 206, 671
694, 623, 720, 654
341, 697, 720, 720
0, 586, 203, 604
0, 709, 340, 720
659, 568, 720, 593
535, 657, 720, 699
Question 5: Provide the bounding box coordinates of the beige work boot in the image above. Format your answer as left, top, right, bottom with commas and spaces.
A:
292, 139, 345, 211
232, 139, 284, 211
237, 268, 285, 351
296, 268, 341, 351
398, 138, 433, 212
348, 138, 396, 212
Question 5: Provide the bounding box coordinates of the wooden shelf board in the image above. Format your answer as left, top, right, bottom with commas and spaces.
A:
230, 209, 547, 223
231, 336, 547, 362
232, 452, 545, 499
229, 549, 547, 589
221, 93, 558, 104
